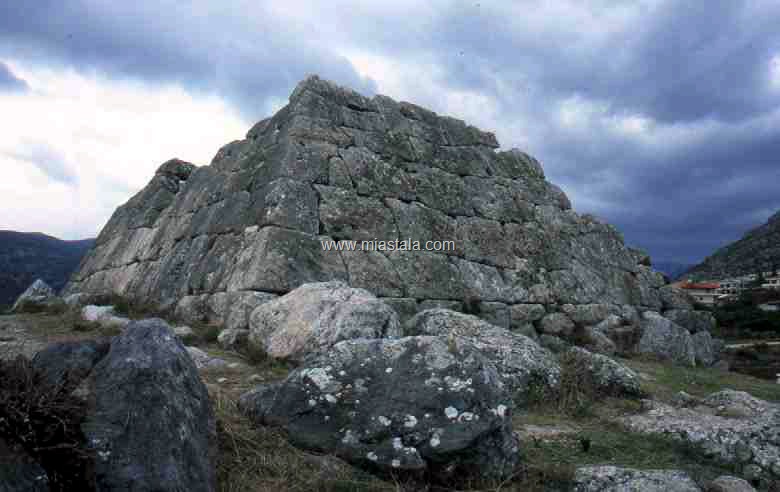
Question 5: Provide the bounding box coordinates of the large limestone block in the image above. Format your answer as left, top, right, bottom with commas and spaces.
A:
404, 309, 561, 401
248, 281, 401, 362
637, 311, 696, 367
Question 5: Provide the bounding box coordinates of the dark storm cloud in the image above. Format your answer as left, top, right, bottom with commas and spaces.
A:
1, 0, 778, 264
0, 61, 29, 92
0, 1, 376, 120
8, 143, 78, 186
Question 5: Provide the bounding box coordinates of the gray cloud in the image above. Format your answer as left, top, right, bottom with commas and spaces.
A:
0, 61, 28, 92
9, 143, 78, 186
1, 1, 779, 264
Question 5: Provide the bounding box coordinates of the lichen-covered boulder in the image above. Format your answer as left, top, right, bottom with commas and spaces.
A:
637, 311, 695, 366
620, 390, 780, 485
574, 466, 701, 491
10, 279, 58, 313
565, 347, 643, 398
404, 309, 560, 402
238, 336, 520, 482
82, 319, 217, 491
248, 281, 401, 363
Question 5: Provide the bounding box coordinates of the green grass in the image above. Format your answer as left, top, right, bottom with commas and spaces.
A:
621, 356, 780, 403
519, 419, 737, 486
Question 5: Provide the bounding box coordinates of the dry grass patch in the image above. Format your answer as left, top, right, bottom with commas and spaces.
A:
209, 386, 397, 492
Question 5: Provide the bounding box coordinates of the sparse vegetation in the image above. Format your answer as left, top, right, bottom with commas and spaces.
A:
0, 354, 94, 491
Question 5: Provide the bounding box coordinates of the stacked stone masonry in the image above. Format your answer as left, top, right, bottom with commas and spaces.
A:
65, 76, 671, 336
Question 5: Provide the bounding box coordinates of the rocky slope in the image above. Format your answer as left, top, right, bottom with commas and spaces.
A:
682, 210, 780, 281
0, 231, 94, 309
66, 75, 675, 340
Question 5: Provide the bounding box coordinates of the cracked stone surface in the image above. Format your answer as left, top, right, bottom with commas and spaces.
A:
619, 390, 780, 485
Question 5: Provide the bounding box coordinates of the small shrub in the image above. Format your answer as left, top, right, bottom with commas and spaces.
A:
557, 350, 598, 418
190, 323, 221, 344
0, 356, 94, 491
241, 343, 270, 366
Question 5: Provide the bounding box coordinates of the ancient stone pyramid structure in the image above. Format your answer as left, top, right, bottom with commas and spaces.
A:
66, 75, 667, 330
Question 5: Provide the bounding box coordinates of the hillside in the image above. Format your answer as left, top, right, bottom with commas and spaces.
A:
682, 210, 780, 281
0, 231, 94, 309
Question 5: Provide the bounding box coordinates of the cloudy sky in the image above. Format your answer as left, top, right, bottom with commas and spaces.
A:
1, 1, 779, 265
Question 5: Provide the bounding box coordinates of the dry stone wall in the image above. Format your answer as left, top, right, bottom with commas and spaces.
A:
66, 75, 668, 334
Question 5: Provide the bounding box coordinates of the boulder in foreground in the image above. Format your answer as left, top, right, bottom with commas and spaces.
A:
82, 319, 217, 491
239, 335, 520, 483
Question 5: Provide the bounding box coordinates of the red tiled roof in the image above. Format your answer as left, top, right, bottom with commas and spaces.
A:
679, 282, 720, 290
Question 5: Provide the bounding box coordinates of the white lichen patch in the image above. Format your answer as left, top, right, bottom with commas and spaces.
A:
404, 415, 418, 428
366, 452, 378, 461
385, 367, 393, 374
300, 367, 342, 393
444, 406, 459, 419
378, 415, 392, 427
341, 429, 359, 445
444, 376, 472, 392
490, 404, 508, 418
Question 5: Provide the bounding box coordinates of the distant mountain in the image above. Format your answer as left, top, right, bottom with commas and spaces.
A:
652, 261, 695, 281
0, 231, 95, 309
680, 210, 780, 281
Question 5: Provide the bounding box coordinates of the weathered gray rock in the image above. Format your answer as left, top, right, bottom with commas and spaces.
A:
583, 326, 617, 355
561, 303, 618, 325
405, 309, 561, 401
692, 330, 717, 367
539, 312, 575, 338
509, 304, 546, 327
11, 279, 58, 313
186, 346, 228, 370
81, 305, 131, 329
707, 476, 757, 492
565, 347, 643, 398
82, 319, 217, 491
637, 311, 696, 366
574, 466, 701, 491
174, 325, 195, 339
659, 285, 695, 310
539, 334, 570, 354
238, 336, 520, 482
31, 339, 110, 391
248, 281, 401, 363
621, 390, 780, 485
64, 75, 673, 335
663, 309, 717, 334
217, 328, 249, 350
